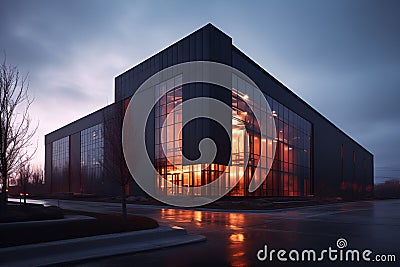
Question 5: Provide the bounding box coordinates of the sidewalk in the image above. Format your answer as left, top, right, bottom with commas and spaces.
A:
0, 226, 206, 267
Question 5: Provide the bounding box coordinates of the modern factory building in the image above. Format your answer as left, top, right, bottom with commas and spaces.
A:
45, 24, 373, 199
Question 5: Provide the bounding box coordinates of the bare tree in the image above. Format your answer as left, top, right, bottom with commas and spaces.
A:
102, 101, 130, 221
31, 166, 44, 185
0, 57, 37, 212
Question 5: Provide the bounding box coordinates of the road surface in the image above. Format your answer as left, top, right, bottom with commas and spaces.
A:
13, 198, 400, 266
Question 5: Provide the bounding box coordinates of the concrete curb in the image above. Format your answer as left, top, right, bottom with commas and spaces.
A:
0, 226, 206, 267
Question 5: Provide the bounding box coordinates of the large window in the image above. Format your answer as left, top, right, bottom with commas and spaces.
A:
81, 124, 104, 183
232, 74, 312, 196
154, 74, 312, 197
264, 94, 312, 196
52, 136, 69, 178
154, 75, 184, 195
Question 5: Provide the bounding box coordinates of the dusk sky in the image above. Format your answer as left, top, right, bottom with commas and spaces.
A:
1, 0, 399, 183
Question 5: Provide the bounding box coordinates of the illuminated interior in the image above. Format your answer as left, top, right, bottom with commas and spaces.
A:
154, 74, 312, 197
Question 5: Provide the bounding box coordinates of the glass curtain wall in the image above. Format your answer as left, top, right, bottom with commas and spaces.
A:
51, 136, 69, 179
154, 74, 312, 197
154, 75, 184, 195
80, 123, 104, 192
264, 94, 312, 196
